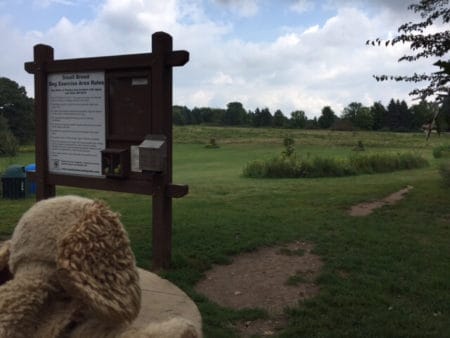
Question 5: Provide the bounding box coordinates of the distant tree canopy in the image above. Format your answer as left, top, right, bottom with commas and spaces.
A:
386, 99, 413, 132
369, 0, 450, 102
370, 102, 388, 130
223, 102, 247, 126
173, 99, 449, 132
0, 114, 18, 156
318, 106, 336, 129
341, 102, 373, 130
0, 74, 444, 155
0, 77, 34, 144
272, 109, 288, 127
290, 110, 307, 129
441, 96, 450, 127
253, 107, 273, 127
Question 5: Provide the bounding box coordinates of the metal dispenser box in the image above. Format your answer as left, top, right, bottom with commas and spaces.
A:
138, 135, 167, 173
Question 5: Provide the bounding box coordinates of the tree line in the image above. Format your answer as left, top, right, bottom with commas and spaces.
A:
174, 99, 450, 132
2, 73, 450, 157
0, 77, 34, 155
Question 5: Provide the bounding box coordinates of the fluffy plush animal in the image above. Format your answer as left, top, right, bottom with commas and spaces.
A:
0, 195, 199, 338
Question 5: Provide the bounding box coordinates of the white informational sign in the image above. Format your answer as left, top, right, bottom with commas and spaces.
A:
47, 72, 106, 177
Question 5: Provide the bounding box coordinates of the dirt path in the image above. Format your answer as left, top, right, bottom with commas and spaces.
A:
349, 185, 413, 217
195, 241, 323, 337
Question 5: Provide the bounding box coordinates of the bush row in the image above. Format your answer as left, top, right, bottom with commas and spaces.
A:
439, 162, 450, 187
243, 152, 429, 179
433, 145, 450, 158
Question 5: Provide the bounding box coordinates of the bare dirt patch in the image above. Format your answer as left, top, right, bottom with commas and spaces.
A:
349, 185, 413, 217
195, 241, 323, 337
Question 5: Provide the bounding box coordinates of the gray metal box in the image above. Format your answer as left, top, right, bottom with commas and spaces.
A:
138, 135, 167, 172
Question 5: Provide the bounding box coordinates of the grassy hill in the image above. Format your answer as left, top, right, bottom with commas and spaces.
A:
1, 127, 450, 337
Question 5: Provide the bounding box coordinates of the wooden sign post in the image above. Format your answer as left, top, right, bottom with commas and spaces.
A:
25, 32, 189, 270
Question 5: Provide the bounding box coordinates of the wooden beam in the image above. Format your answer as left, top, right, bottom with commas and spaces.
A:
31, 44, 56, 200
25, 53, 156, 74
151, 31, 173, 270
167, 51, 189, 67
47, 174, 155, 195
166, 184, 189, 198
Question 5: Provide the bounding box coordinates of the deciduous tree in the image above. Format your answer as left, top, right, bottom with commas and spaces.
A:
0, 114, 18, 156
368, 0, 450, 102
272, 109, 287, 128
0, 77, 34, 143
318, 106, 336, 129
386, 99, 413, 131
290, 110, 307, 129
410, 100, 438, 130
370, 101, 388, 130
341, 102, 374, 130
439, 95, 450, 130
223, 102, 247, 126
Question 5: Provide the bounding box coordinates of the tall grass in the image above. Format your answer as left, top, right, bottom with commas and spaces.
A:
433, 144, 450, 158
174, 125, 450, 149
243, 152, 429, 178
439, 161, 450, 187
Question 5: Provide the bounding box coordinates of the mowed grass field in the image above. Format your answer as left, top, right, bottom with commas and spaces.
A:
1, 126, 450, 337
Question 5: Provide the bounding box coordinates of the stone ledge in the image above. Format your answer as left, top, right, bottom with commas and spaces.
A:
131, 268, 203, 336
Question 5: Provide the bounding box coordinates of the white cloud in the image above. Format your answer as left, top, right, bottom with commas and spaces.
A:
213, 0, 259, 17
290, 0, 314, 14
211, 71, 233, 85
189, 90, 215, 107
303, 24, 319, 35
183, 6, 435, 115
33, 0, 75, 7
0, 0, 437, 118
0, 16, 36, 97
325, 0, 413, 12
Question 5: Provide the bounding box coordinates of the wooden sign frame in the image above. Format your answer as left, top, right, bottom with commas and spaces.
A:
25, 32, 189, 270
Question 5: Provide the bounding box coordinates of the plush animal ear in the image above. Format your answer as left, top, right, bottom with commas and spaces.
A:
0, 241, 12, 285
56, 201, 141, 322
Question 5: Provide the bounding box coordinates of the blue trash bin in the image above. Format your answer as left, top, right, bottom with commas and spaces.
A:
25, 163, 36, 194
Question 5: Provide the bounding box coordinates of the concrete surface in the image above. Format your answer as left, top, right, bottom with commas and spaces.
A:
130, 268, 202, 335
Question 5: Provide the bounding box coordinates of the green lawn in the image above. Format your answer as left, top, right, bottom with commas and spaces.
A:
1, 127, 450, 337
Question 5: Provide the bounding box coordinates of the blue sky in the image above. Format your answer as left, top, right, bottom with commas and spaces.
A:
0, 0, 437, 117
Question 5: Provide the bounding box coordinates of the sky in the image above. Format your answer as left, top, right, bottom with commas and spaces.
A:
0, 0, 439, 118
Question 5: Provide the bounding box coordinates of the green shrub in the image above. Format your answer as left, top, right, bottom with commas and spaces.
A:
205, 138, 220, 149
243, 156, 305, 178
433, 145, 450, 158
398, 152, 429, 169
309, 157, 353, 177
352, 140, 365, 151
282, 137, 295, 157
243, 160, 267, 178
0, 128, 18, 157
348, 154, 375, 174
348, 152, 429, 174
439, 161, 450, 187
264, 157, 293, 178
243, 152, 429, 179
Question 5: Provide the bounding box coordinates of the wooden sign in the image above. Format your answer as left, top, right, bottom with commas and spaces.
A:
25, 32, 189, 270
